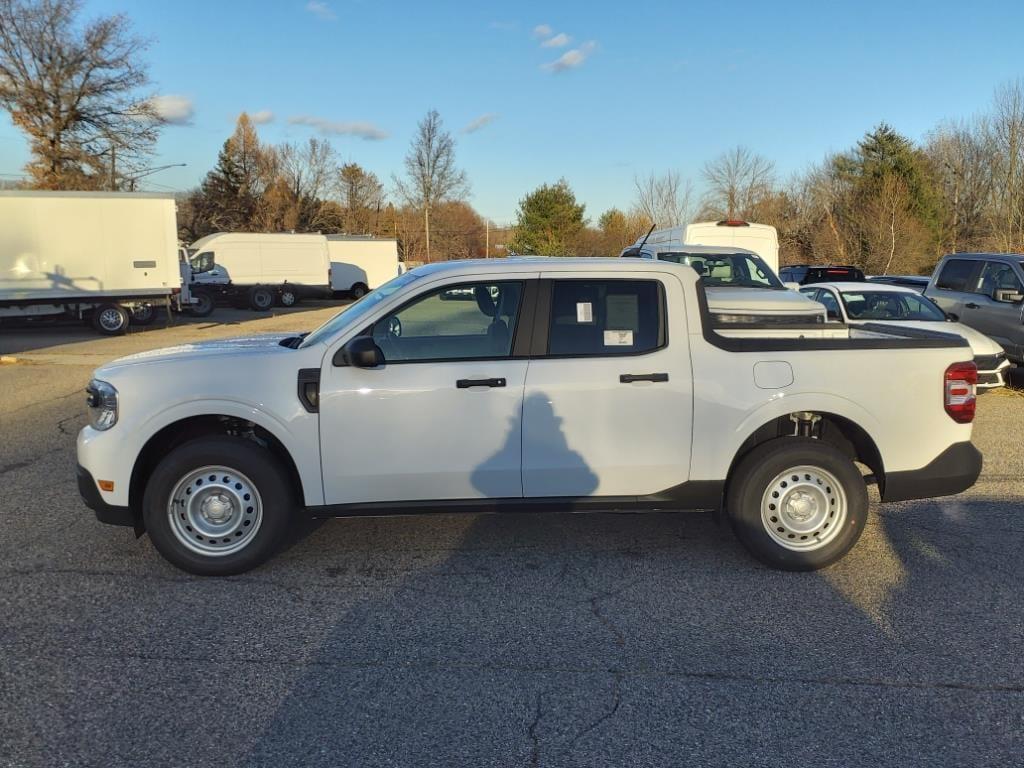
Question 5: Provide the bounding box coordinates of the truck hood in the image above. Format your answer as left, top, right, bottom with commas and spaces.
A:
707, 287, 824, 316
847, 320, 1003, 357
95, 333, 300, 373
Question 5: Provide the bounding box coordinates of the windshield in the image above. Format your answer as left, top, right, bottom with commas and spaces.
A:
656, 252, 782, 288
300, 271, 421, 348
841, 290, 946, 321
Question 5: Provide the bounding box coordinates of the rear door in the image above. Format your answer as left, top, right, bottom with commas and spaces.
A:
927, 257, 982, 319
521, 271, 693, 498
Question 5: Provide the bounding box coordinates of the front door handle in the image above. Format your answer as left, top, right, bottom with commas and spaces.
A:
965, 302, 979, 309
456, 377, 506, 389
620, 373, 669, 384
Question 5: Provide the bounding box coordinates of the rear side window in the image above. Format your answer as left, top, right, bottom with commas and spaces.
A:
935, 259, 978, 292
547, 280, 663, 356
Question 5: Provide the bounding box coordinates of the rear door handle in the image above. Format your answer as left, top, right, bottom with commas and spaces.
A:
456, 378, 506, 389
965, 302, 979, 309
620, 373, 669, 384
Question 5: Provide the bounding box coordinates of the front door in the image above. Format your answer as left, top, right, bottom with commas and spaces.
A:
962, 260, 1024, 358
521, 272, 693, 498
319, 277, 533, 505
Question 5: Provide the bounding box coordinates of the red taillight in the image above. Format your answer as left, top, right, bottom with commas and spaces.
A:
717, 219, 750, 227
944, 362, 977, 423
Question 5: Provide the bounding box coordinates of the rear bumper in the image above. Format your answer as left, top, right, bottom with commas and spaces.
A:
881, 442, 983, 503
77, 464, 137, 527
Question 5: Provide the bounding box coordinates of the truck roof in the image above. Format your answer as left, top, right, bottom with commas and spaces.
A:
410, 257, 701, 279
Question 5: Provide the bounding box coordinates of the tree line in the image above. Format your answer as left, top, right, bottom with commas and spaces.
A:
4, 0, 1024, 272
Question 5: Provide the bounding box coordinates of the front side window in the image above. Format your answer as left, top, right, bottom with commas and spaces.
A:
977, 261, 1023, 299
547, 279, 663, 356
190, 251, 214, 273
935, 259, 979, 292
371, 281, 523, 362
815, 289, 842, 319
841, 291, 946, 321
301, 271, 421, 348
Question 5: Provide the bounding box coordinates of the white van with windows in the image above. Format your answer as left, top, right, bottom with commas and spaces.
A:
188, 233, 331, 310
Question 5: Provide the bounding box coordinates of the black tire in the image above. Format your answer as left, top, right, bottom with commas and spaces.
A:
249, 286, 274, 311
279, 287, 299, 307
143, 436, 294, 576
91, 303, 130, 335
726, 437, 867, 571
130, 304, 157, 326
186, 292, 215, 317
350, 283, 368, 299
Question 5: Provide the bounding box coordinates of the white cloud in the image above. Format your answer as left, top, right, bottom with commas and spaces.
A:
288, 115, 389, 140
305, 1, 335, 21
150, 94, 194, 125
541, 32, 570, 48
532, 24, 552, 38
249, 110, 274, 125
462, 113, 498, 134
543, 41, 597, 73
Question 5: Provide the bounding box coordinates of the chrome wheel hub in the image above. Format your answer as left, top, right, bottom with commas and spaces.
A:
99, 308, 123, 330
761, 465, 847, 551
167, 465, 263, 557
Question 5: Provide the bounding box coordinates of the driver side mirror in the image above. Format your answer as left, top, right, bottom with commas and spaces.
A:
995, 289, 1024, 304
333, 336, 383, 368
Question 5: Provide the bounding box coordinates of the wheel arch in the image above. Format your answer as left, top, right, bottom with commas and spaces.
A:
128, 413, 306, 528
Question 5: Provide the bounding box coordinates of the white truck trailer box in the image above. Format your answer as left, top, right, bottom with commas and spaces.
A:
188, 232, 331, 309
0, 191, 181, 334
327, 236, 401, 298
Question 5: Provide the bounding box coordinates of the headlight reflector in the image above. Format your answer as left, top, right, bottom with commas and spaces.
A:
85, 379, 118, 430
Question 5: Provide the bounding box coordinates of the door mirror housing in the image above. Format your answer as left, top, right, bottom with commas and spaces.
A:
994, 289, 1024, 304
334, 336, 383, 368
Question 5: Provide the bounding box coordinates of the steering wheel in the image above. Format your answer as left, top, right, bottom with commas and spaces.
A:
385, 316, 402, 338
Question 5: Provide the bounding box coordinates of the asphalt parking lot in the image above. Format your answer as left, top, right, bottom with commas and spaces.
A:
1, 304, 1023, 768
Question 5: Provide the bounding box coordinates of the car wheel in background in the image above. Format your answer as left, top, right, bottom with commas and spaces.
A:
186, 292, 215, 317
130, 304, 156, 325
249, 286, 274, 311
279, 288, 299, 307
143, 436, 294, 576
350, 283, 368, 299
92, 303, 130, 335
726, 437, 868, 571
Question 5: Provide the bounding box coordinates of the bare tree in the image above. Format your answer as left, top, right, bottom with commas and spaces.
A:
336, 162, 384, 233
925, 120, 994, 253
394, 110, 469, 262
980, 80, 1024, 251
700, 146, 776, 219
275, 137, 338, 230
632, 170, 694, 227
0, 0, 161, 189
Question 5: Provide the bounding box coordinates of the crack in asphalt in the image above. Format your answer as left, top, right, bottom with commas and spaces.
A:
526, 689, 545, 768
562, 672, 623, 759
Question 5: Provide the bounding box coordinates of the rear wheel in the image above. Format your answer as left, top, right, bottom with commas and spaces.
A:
130, 304, 156, 325
92, 303, 130, 335
143, 436, 294, 576
350, 283, 368, 299
726, 437, 867, 571
249, 286, 274, 311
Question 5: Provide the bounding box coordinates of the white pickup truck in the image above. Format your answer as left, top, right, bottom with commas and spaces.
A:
77, 259, 983, 576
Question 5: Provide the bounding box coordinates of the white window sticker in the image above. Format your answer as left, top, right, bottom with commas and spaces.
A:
576, 302, 593, 323
604, 329, 634, 346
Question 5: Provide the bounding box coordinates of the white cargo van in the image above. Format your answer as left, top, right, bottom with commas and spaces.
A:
685, 220, 779, 273
326, 236, 402, 299
0, 191, 197, 334
188, 233, 331, 310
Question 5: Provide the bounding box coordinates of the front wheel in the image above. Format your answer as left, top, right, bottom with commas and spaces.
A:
279, 287, 299, 307
726, 437, 867, 571
143, 436, 294, 575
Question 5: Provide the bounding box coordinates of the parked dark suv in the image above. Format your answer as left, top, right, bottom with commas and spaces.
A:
924, 253, 1024, 363
779, 265, 866, 285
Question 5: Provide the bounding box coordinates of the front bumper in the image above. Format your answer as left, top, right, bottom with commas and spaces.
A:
881, 441, 983, 503
77, 464, 137, 527
975, 353, 1011, 389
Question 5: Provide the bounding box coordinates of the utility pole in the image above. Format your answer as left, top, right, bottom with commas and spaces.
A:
485, 219, 490, 258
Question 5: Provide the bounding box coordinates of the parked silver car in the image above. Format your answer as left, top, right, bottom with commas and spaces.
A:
925, 253, 1024, 363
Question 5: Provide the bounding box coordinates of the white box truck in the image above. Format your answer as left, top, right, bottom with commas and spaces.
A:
326, 235, 401, 299
0, 191, 192, 335
187, 232, 332, 310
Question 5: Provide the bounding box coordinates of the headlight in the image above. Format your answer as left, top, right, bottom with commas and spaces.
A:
85, 379, 118, 430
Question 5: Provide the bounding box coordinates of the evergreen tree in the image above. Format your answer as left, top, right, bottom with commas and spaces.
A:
199, 113, 269, 231
510, 179, 586, 256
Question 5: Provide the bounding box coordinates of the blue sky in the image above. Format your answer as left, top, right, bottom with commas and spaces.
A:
2, 0, 1023, 223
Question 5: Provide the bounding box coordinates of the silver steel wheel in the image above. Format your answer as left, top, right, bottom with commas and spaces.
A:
760, 464, 847, 551
280, 290, 296, 306
167, 465, 264, 557
98, 307, 126, 332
